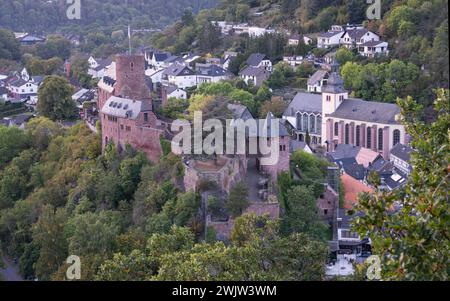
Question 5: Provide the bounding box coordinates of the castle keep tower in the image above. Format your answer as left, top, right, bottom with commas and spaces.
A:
115, 54, 151, 102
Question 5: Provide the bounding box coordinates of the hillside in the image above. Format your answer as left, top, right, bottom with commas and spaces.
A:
0, 0, 219, 33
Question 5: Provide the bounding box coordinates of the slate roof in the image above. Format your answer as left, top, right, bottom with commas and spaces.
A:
227, 103, 252, 120
360, 40, 387, 47
322, 72, 347, 94
284, 92, 322, 116
308, 70, 329, 86
385, 169, 408, 191
390, 143, 413, 162
9, 77, 28, 87
345, 28, 370, 40
163, 64, 195, 76
318, 31, 344, 38
257, 112, 290, 138
246, 53, 269, 66
197, 65, 231, 77
239, 66, 270, 78
328, 98, 401, 124
329, 144, 361, 161
101, 96, 152, 120
153, 52, 171, 62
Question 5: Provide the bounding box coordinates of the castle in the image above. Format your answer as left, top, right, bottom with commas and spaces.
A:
97, 53, 292, 191
97, 53, 166, 162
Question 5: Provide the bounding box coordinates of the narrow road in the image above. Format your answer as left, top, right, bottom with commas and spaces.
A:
0, 256, 23, 281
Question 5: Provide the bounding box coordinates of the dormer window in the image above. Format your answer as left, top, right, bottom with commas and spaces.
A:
144, 113, 149, 122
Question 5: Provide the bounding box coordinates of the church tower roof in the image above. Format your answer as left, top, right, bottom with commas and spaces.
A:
322, 62, 347, 94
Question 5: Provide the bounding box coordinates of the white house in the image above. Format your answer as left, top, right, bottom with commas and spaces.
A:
288, 34, 313, 46
248, 27, 275, 38
162, 64, 197, 89
246, 53, 272, 72
307, 70, 329, 93
389, 143, 413, 176
317, 31, 344, 48
196, 65, 233, 84
6, 77, 39, 100
166, 85, 187, 100
145, 67, 165, 84
88, 57, 113, 79
340, 28, 380, 49
239, 66, 270, 87
358, 41, 389, 57
283, 56, 304, 68
222, 51, 238, 70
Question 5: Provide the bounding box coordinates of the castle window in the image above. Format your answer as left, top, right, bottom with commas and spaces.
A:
367, 127, 372, 149
334, 122, 339, 136
356, 126, 360, 146
120, 124, 124, 130
393, 129, 401, 146
378, 129, 384, 150
130, 62, 134, 70
345, 124, 350, 144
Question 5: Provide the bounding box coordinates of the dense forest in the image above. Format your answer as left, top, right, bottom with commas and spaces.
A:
0, 0, 218, 33
0, 116, 330, 280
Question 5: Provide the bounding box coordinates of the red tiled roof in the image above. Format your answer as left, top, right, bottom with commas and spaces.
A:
341, 173, 373, 209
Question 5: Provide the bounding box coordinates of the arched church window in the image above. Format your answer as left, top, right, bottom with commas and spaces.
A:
367, 127, 372, 149
345, 124, 350, 144
356, 126, 360, 147
309, 115, 316, 133
296, 113, 302, 130
393, 130, 401, 146
334, 122, 339, 136
378, 129, 384, 150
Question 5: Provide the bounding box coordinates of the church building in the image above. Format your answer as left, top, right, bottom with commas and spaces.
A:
283, 64, 408, 160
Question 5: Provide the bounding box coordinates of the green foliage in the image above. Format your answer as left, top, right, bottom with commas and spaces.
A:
0, 0, 218, 33
282, 186, 328, 240
353, 89, 449, 280
0, 29, 21, 60
226, 182, 250, 218
37, 76, 77, 121
335, 47, 355, 66
0, 126, 30, 169
341, 60, 421, 103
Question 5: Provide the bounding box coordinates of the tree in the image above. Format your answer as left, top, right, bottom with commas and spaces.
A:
353, 89, 449, 281
32, 205, 68, 281
226, 182, 249, 218
335, 47, 355, 65
37, 76, 77, 121
282, 185, 328, 240
259, 98, 285, 118
0, 126, 29, 169
0, 29, 21, 60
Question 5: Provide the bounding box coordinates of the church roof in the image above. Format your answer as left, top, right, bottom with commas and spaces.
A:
329, 98, 401, 124
284, 92, 322, 116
